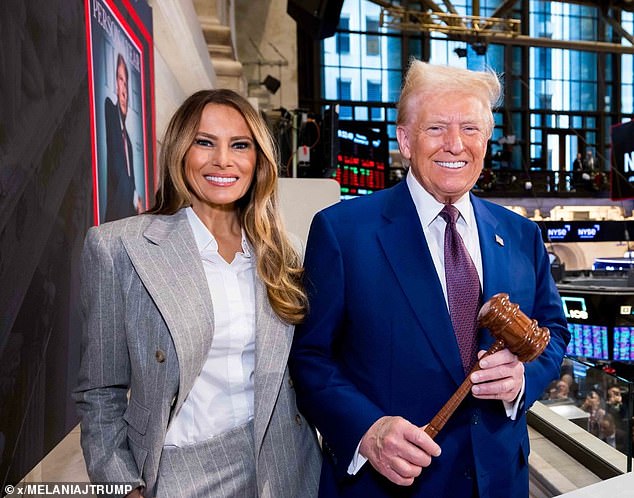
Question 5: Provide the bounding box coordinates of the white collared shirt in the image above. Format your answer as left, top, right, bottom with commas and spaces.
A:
164, 207, 256, 446
406, 171, 483, 306
118, 109, 138, 206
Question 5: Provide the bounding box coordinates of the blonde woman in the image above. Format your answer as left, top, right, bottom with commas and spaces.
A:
74, 89, 321, 497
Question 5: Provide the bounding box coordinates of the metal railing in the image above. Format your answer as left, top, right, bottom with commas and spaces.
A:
474, 168, 611, 198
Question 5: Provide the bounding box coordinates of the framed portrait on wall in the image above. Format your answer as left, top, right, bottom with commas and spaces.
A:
84, 0, 154, 225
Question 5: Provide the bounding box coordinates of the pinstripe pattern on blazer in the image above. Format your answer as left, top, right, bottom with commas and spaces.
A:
73, 210, 321, 497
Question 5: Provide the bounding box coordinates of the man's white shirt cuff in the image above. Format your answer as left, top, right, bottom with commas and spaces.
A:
503, 375, 526, 419
347, 441, 368, 475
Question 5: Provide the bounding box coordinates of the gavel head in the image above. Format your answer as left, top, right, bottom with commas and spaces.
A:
477, 293, 550, 362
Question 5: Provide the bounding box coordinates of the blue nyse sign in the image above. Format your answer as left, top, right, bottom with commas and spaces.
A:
539, 220, 629, 242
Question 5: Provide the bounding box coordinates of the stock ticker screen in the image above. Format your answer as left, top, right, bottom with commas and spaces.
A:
559, 290, 634, 362
566, 323, 609, 360
614, 326, 634, 361
333, 120, 388, 198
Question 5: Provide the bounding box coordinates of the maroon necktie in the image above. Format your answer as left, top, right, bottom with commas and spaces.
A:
122, 127, 131, 176
439, 204, 481, 373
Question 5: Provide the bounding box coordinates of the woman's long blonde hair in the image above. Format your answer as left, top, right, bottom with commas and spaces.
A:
148, 89, 307, 324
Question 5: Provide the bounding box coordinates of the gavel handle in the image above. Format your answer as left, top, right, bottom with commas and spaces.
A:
424, 339, 505, 439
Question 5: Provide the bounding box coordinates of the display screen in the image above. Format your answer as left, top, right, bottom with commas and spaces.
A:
593, 258, 634, 271
613, 326, 634, 361
559, 293, 610, 326
334, 120, 387, 198
540, 220, 632, 243
557, 288, 634, 362
566, 323, 609, 360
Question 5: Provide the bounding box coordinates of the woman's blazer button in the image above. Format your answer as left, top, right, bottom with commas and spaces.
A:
155, 349, 166, 363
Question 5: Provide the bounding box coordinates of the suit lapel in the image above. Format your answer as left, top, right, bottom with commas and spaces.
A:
472, 194, 511, 351
121, 210, 215, 415
253, 277, 291, 456
377, 182, 464, 386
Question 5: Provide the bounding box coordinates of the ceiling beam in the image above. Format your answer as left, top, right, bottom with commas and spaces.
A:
600, 8, 634, 46
490, 0, 520, 19
479, 33, 634, 54
472, 0, 480, 17
380, 9, 521, 38
418, 0, 443, 12
484, 0, 519, 32
418, 0, 465, 28
441, 0, 459, 16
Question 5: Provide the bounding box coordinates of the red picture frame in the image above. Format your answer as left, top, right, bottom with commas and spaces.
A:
84, 0, 155, 225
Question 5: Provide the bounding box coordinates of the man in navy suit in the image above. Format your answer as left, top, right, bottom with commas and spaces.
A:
290, 61, 569, 497
104, 53, 140, 222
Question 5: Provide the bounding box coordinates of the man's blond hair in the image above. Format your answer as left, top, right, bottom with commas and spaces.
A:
396, 60, 501, 136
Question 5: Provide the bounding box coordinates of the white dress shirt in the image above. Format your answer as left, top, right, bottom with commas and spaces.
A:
406, 171, 483, 303
164, 207, 256, 446
348, 172, 524, 474
118, 110, 139, 208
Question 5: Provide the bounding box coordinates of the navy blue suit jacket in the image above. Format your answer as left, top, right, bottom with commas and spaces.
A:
289, 180, 569, 498
104, 97, 136, 222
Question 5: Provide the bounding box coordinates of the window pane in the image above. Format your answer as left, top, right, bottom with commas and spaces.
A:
337, 79, 352, 119
367, 81, 382, 119
366, 17, 380, 56
337, 17, 350, 54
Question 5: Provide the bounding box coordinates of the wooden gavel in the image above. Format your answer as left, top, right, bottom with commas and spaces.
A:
424, 292, 550, 439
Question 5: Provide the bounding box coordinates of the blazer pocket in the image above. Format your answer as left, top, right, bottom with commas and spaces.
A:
123, 397, 151, 436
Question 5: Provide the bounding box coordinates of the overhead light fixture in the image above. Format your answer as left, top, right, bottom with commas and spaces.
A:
261, 75, 281, 94
471, 41, 488, 56
454, 47, 468, 58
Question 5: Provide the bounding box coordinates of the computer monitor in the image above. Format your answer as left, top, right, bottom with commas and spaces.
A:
566, 323, 609, 361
